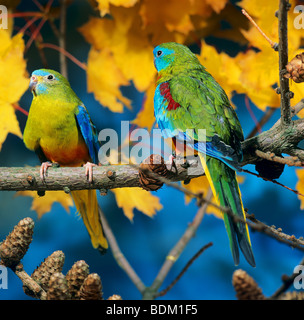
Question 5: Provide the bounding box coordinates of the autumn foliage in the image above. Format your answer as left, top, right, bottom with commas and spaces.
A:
1, 0, 304, 227
2, 0, 304, 299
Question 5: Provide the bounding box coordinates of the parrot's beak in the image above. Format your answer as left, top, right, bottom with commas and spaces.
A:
29, 75, 38, 96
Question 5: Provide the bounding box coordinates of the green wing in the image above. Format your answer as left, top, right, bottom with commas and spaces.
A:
166, 69, 244, 159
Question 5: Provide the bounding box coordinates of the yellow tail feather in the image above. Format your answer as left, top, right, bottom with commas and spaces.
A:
71, 190, 108, 251
198, 153, 251, 246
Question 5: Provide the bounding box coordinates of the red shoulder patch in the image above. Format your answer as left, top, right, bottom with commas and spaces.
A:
159, 82, 181, 111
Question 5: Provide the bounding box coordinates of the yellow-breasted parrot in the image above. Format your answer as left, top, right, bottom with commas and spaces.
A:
153, 42, 255, 267
23, 69, 108, 253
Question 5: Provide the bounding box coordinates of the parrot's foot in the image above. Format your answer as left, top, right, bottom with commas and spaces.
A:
40, 161, 54, 181
168, 152, 178, 172
84, 162, 97, 183
180, 159, 190, 169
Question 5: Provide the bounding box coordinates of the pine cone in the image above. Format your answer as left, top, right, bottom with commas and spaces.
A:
255, 158, 285, 180
47, 272, 71, 300
66, 260, 90, 299
108, 294, 123, 300
285, 52, 304, 83
30, 250, 65, 292
232, 269, 266, 300
0, 217, 34, 268
139, 154, 168, 191
79, 273, 103, 300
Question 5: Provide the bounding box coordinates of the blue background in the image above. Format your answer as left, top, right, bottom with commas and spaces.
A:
0, 0, 303, 300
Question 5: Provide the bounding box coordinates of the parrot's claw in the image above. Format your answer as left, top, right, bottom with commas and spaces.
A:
84, 162, 97, 183
40, 161, 53, 181
180, 159, 190, 169
168, 153, 177, 172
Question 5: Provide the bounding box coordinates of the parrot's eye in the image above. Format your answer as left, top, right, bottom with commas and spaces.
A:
47, 74, 54, 80
156, 50, 163, 57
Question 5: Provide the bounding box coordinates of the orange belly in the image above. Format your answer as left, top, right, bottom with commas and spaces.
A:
42, 143, 91, 167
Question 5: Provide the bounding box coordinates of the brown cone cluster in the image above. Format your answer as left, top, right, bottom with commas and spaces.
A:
285, 52, 304, 83
232, 269, 266, 300
0, 217, 34, 268
139, 154, 168, 191
0, 218, 122, 300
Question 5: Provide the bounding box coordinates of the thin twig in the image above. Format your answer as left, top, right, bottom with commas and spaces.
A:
270, 257, 304, 299
255, 149, 304, 167
242, 168, 304, 197
25, 17, 47, 51
246, 107, 277, 139
13, 103, 29, 116
278, 0, 292, 126
244, 95, 262, 134
39, 43, 87, 70
291, 98, 304, 116
142, 189, 213, 299
12, 263, 47, 300
59, 0, 68, 78
156, 242, 213, 298
241, 9, 278, 49
226, 207, 304, 252
247, 214, 304, 247
98, 206, 146, 294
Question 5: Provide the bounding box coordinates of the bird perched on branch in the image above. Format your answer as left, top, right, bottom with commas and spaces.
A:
153, 42, 255, 267
23, 69, 108, 253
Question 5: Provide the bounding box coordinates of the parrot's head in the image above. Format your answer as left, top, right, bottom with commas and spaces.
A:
29, 69, 71, 97
153, 42, 201, 73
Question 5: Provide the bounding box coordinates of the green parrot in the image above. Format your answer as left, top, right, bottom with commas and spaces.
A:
153, 42, 255, 267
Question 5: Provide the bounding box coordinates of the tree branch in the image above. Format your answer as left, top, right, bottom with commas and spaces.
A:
278, 0, 292, 126
98, 206, 146, 294
142, 189, 213, 300
59, 0, 67, 78
2, 113, 304, 193
0, 159, 204, 192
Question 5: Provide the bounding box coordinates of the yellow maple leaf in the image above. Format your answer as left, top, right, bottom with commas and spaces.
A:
235, 49, 280, 110
0, 30, 28, 150
132, 80, 156, 130
296, 168, 304, 209
80, 5, 155, 99
140, 0, 195, 36
198, 41, 245, 104
96, 0, 139, 16
112, 187, 163, 221
16, 191, 74, 219
87, 47, 131, 113
205, 0, 228, 14
0, 102, 22, 150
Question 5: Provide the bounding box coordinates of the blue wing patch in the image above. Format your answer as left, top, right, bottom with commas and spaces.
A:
75, 105, 100, 164
176, 132, 242, 171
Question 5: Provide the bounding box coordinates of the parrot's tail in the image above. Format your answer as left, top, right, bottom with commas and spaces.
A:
199, 154, 255, 267
71, 190, 108, 253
